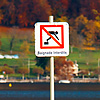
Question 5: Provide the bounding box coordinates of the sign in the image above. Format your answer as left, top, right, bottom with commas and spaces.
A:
40, 25, 64, 49
35, 22, 69, 57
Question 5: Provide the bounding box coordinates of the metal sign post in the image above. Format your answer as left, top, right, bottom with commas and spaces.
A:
49, 16, 54, 100
35, 16, 69, 100
50, 56, 54, 100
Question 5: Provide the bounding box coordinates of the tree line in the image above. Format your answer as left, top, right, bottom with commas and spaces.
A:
1, 57, 75, 81
0, 0, 100, 80
0, 0, 100, 27
0, 0, 100, 47
0, 64, 44, 80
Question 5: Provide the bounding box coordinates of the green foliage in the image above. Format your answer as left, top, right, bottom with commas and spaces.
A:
0, 0, 100, 78
55, 16, 68, 22
0, 0, 52, 27
70, 14, 100, 47
17, 67, 29, 74
1, 0, 100, 27
2, 66, 14, 74
68, 47, 100, 70
32, 66, 44, 75
35, 57, 50, 69
1, 38, 10, 51
0, 59, 19, 66
20, 41, 30, 54
92, 9, 98, 15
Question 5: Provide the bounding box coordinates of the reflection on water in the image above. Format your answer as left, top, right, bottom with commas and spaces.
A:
0, 91, 49, 98
0, 90, 100, 100
55, 91, 100, 99
0, 83, 100, 100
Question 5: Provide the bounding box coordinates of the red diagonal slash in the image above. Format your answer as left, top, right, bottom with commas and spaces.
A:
40, 25, 64, 49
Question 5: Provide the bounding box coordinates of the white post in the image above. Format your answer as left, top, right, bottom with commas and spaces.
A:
49, 16, 54, 100
98, 59, 100, 68
49, 16, 53, 23
28, 58, 30, 77
50, 57, 54, 100
98, 58, 100, 81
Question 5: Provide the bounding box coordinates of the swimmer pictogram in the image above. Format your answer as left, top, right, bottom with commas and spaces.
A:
44, 31, 59, 45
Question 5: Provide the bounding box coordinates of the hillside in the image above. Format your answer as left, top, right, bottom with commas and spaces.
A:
68, 47, 100, 70
0, 26, 99, 71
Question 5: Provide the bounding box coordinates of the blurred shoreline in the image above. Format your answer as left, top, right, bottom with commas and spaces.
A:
3, 77, 99, 83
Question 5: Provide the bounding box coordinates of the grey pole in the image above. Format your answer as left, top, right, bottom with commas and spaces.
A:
98, 58, 100, 68
98, 58, 100, 81
49, 16, 54, 100
28, 58, 30, 77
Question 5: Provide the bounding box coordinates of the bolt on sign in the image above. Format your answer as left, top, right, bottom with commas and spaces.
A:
35, 22, 69, 57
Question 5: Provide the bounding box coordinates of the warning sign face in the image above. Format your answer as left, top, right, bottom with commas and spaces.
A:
40, 25, 64, 49
35, 22, 69, 57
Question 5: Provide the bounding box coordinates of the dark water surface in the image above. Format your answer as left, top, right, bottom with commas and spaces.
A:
0, 83, 100, 100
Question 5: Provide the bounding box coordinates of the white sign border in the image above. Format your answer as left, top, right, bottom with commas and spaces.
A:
35, 22, 69, 57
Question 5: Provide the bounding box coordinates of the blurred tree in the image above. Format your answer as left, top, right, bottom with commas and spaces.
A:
17, 0, 29, 27
0, 0, 52, 27
0, 0, 9, 25
54, 57, 66, 67
48, 0, 68, 18
64, 0, 100, 20
89, 0, 100, 19
7, 26, 19, 54
20, 41, 30, 54
32, 66, 44, 80
74, 15, 88, 34
68, 0, 81, 18
0, 40, 2, 49
94, 21, 100, 47
8, 2, 16, 25
81, 19, 100, 47
55, 57, 74, 81
17, 0, 52, 27
17, 67, 29, 80
45, 66, 50, 76
83, 20, 95, 46
32, 0, 52, 23
35, 57, 50, 69
0, 9, 3, 24
1, 0, 100, 27
92, 9, 100, 46
69, 14, 100, 47
69, 15, 87, 49
79, 69, 89, 79
94, 67, 100, 81
55, 16, 68, 22
0, 0, 17, 26
69, 26, 84, 52
2, 65, 14, 80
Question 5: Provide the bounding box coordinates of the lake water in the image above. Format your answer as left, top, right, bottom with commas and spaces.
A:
0, 90, 100, 100
0, 83, 100, 100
